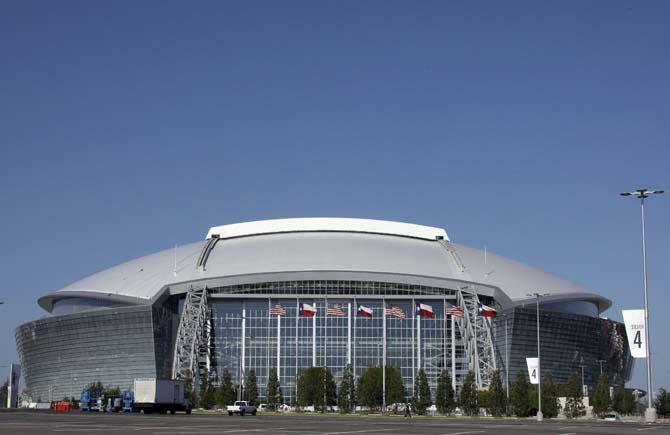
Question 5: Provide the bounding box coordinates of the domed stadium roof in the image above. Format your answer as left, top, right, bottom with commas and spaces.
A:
38, 218, 610, 313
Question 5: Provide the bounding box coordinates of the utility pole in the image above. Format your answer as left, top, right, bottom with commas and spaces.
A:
596, 359, 606, 376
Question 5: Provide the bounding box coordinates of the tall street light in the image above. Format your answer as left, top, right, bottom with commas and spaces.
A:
620, 188, 664, 423
527, 292, 549, 422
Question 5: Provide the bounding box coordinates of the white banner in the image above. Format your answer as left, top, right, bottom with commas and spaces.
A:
526, 357, 539, 384
622, 309, 647, 358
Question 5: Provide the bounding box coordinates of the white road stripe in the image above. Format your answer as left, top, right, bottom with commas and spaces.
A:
637, 428, 660, 432
559, 432, 576, 435
440, 431, 486, 435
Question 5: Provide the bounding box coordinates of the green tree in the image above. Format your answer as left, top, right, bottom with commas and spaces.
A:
655, 388, 670, 418
295, 369, 306, 409
244, 369, 259, 407
84, 382, 105, 397
0, 381, 8, 408
315, 367, 337, 412
357, 366, 406, 412
105, 386, 121, 397
294, 367, 337, 411
622, 389, 637, 415
198, 369, 215, 409
459, 370, 478, 416
539, 371, 558, 418
591, 373, 611, 418
510, 372, 531, 417
612, 387, 625, 414
337, 364, 356, 413
266, 367, 283, 411
435, 369, 455, 415
477, 389, 491, 412
216, 368, 235, 407
563, 372, 585, 418
357, 366, 382, 411
385, 366, 407, 406
487, 370, 506, 417
183, 369, 196, 405
412, 368, 432, 415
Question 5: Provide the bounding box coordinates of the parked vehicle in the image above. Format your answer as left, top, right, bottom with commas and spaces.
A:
227, 401, 257, 416
603, 412, 621, 421
132, 378, 192, 414
122, 391, 134, 413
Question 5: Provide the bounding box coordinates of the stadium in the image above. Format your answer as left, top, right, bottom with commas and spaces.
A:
16, 218, 632, 404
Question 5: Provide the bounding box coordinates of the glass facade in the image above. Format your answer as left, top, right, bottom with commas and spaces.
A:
206, 280, 467, 404
209, 297, 464, 405
16, 280, 632, 405
493, 306, 633, 391
15, 305, 157, 402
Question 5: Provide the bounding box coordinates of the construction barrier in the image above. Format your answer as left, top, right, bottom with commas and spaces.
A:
54, 401, 74, 412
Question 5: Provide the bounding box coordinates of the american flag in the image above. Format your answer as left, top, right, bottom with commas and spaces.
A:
270, 304, 286, 316
327, 304, 346, 317
385, 305, 406, 319
446, 303, 464, 318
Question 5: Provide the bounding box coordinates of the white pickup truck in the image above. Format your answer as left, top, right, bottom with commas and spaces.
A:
227, 400, 257, 416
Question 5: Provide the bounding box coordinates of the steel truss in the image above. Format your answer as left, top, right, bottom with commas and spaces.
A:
455, 286, 497, 388
438, 239, 497, 388
172, 285, 211, 381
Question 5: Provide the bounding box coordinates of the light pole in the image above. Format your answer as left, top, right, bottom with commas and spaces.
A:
527, 292, 549, 422
503, 313, 510, 404
596, 359, 606, 376
620, 188, 664, 423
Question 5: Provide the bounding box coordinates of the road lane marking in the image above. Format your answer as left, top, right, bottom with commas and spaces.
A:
440, 431, 486, 435
559, 432, 576, 435
637, 428, 660, 432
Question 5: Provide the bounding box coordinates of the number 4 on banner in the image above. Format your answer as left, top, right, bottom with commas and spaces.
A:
622, 309, 647, 358
526, 357, 539, 384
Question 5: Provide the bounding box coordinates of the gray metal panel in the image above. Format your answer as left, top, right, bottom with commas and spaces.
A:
40, 229, 610, 312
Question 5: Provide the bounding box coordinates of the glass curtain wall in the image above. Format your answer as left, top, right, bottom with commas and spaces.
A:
209, 281, 459, 405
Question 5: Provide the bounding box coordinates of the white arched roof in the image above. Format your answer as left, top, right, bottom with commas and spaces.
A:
38, 218, 610, 312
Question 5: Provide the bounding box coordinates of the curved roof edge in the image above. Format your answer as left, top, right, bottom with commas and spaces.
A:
512, 292, 612, 313
206, 218, 449, 241
38, 290, 148, 313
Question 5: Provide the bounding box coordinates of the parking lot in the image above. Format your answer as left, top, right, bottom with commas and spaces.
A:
1, 409, 669, 435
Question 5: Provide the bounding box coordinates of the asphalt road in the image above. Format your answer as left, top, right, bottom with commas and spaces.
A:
0, 410, 669, 435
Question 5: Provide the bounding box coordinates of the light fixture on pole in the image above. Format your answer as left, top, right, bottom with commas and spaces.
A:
527, 292, 549, 422
620, 188, 664, 423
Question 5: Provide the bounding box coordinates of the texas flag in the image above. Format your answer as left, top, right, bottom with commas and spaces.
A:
299, 303, 317, 317
357, 304, 373, 318
416, 303, 435, 318
478, 303, 497, 318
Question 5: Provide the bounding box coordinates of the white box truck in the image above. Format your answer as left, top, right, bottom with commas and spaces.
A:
133, 378, 192, 414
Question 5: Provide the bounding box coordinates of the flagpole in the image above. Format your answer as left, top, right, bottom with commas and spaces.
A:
443, 297, 447, 373
474, 303, 479, 386
347, 302, 352, 365
277, 308, 281, 385
451, 314, 456, 391
295, 297, 299, 394
353, 296, 357, 399
312, 300, 317, 367
417, 304, 421, 371
240, 303, 246, 401
268, 298, 272, 372
411, 297, 415, 393
324, 295, 328, 369
382, 298, 386, 413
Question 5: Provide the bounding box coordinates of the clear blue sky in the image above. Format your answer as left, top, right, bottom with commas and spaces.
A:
1, 0, 668, 392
